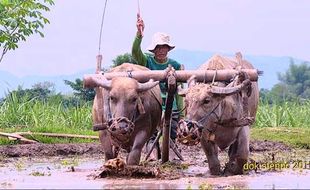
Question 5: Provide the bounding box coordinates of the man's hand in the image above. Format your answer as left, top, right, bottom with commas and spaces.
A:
136, 14, 144, 37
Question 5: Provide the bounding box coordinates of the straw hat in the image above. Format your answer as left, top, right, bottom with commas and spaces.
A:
147, 32, 175, 53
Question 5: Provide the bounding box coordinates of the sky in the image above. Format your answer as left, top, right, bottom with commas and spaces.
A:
0, 0, 309, 77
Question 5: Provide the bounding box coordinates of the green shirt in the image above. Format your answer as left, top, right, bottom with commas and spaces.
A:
132, 35, 184, 115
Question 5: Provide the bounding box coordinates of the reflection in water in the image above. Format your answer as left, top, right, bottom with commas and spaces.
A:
0, 156, 309, 189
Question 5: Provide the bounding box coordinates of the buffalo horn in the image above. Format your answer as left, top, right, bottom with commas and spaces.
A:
137, 79, 159, 92
93, 76, 112, 90
210, 79, 251, 95
187, 75, 197, 87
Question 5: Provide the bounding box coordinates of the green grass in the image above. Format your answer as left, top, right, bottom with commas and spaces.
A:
252, 100, 310, 149
251, 127, 310, 149
1, 94, 310, 147
255, 101, 310, 128
0, 94, 96, 144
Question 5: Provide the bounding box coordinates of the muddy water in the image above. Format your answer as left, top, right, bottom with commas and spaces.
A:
0, 155, 309, 189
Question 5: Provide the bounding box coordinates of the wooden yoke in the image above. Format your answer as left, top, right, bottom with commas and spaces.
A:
84, 69, 262, 88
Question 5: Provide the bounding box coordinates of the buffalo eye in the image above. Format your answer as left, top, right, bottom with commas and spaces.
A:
203, 99, 210, 104
131, 97, 137, 103
110, 96, 117, 103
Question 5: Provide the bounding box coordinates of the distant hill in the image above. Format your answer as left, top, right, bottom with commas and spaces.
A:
0, 69, 95, 98
0, 49, 308, 98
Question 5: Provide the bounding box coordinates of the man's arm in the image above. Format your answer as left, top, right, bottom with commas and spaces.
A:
132, 35, 147, 66
132, 17, 147, 66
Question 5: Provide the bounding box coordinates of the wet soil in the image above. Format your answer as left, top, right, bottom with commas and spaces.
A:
0, 139, 291, 158
0, 140, 309, 189
0, 142, 104, 157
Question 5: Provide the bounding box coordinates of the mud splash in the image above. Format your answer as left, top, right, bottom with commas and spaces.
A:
0, 156, 310, 189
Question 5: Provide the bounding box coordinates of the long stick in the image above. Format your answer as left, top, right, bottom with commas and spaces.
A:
137, 0, 143, 36
13, 132, 99, 140
0, 132, 38, 144
162, 72, 177, 163
145, 130, 162, 161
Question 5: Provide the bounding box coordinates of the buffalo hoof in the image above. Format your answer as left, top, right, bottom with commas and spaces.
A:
223, 160, 244, 176
209, 165, 221, 175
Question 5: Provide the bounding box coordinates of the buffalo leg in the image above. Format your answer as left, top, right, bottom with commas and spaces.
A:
224, 126, 250, 175
127, 130, 148, 165
99, 130, 116, 161
228, 140, 238, 161
224, 141, 239, 175
201, 137, 221, 175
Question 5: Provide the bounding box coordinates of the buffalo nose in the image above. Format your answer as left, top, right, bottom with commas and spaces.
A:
118, 122, 129, 132
111, 126, 117, 131
182, 131, 188, 136
186, 121, 194, 129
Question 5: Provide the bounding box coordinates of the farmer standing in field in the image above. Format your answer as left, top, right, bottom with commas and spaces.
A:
131, 16, 184, 153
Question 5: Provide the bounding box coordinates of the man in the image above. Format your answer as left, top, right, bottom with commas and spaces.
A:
132, 17, 184, 144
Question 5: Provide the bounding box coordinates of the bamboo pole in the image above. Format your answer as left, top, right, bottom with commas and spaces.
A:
13, 132, 99, 140
0, 132, 38, 144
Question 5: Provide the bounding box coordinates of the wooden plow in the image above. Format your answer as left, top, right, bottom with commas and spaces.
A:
83, 65, 261, 163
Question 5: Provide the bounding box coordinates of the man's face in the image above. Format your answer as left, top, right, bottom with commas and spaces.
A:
153, 45, 170, 62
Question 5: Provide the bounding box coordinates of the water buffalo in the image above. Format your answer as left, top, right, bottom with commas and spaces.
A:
91, 63, 162, 165
178, 53, 259, 175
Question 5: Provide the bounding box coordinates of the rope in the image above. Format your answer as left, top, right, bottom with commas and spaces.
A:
211, 68, 218, 85
137, 0, 141, 16
98, 0, 109, 54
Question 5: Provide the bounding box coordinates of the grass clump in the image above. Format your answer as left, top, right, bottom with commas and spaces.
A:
251, 100, 310, 148
251, 127, 310, 149
255, 100, 310, 128
0, 93, 96, 144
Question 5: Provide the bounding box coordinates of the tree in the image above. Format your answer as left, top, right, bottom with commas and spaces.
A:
259, 88, 272, 103
0, 0, 54, 63
270, 83, 296, 103
4, 81, 55, 102
64, 78, 95, 102
261, 60, 310, 103
278, 60, 310, 99
111, 53, 137, 68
